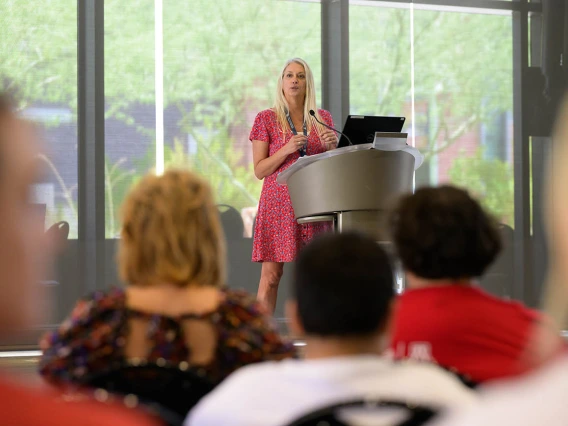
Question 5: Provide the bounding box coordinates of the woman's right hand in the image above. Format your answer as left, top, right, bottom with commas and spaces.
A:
284, 134, 308, 155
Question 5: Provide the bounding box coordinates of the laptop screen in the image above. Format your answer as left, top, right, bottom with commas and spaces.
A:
338, 115, 406, 148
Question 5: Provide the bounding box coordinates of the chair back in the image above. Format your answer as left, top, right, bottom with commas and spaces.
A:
85, 360, 216, 426
217, 204, 244, 239
480, 223, 514, 297
46, 221, 70, 248
286, 399, 438, 426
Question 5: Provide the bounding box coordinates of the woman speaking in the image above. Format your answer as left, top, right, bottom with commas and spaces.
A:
250, 58, 338, 313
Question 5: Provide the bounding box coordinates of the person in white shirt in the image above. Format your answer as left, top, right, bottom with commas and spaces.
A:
428, 96, 568, 426
187, 232, 477, 426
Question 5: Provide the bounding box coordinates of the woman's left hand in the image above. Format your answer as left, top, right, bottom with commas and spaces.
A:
321, 129, 338, 151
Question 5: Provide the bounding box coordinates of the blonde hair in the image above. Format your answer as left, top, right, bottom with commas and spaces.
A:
273, 58, 326, 137
118, 169, 226, 288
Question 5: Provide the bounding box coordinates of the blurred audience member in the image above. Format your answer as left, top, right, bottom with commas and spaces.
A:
0, 93, 159, 425
186, 232, 476, 426
388, 185, 562, 384
40, 169, 295, 386
427, 94, 568, 426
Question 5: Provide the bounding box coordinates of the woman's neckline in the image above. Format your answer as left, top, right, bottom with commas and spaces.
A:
124, 284, 226, 318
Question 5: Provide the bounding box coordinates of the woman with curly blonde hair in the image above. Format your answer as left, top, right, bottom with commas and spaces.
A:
39, 169, 295, 386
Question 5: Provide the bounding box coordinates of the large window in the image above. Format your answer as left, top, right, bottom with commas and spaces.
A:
413, 9, 514, 226
0, 1, 78, 236
163, 0, 321, 237
105, 0, 156, 238
350, 2, 514, 226
0, 1, 79, 331
103, 0, 321, 238
350, 6, 411, 118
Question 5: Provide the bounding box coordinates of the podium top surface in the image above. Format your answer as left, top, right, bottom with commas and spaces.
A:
276, 143, 423, 185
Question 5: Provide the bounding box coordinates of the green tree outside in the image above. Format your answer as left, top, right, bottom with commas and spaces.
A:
448, 148, 515, 225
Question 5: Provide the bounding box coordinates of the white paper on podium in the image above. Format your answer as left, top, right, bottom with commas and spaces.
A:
372, 133, 424, 169
276, 143, 423, 186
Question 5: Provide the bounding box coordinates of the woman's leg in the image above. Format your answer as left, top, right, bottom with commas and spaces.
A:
257, 262, 284, 314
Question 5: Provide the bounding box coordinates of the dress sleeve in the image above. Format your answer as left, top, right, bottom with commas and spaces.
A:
249, 111, 270, 143
319, 109, 335, 129
38, 289, 125, 384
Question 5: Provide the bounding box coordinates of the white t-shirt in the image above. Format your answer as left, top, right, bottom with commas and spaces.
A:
186, 355, 477, 426
429, 356, 568, 426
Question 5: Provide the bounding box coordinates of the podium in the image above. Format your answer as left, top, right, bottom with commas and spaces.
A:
277, 142, 422, 242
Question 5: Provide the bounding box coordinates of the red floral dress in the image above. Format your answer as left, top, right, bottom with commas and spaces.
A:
250, 108, 334, 263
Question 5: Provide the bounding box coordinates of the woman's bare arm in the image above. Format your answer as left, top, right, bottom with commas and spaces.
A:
252, 135, 305, 180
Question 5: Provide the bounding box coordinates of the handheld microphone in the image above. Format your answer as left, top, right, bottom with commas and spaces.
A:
309, 109, 353, 147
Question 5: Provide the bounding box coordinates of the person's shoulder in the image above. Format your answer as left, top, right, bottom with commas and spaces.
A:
199, 360, 293, 401
222, 287, 259, 306
255, 108, 276, 121
226, 358, 288, 382
395, 286, 445, 304
59, 287, 125, 331
218, 288, 276, 330
221, 288, 269, 316
392, 360, 478, 404
219, 287, 290, 335
217, 288, 297, 360
431, 358, 568, 426
188, 361, 291, 425
470, 286, 540, 320
317, 109, 332, 119
39, 287, 126, 366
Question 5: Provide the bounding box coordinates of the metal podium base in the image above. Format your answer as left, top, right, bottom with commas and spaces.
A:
297, 210, 405, 292
297, 209, 389, 241
336, 210, 389, 241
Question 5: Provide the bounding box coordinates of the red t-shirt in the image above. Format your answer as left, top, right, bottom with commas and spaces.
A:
0, 374, 161, 426
389, 285, 558, 383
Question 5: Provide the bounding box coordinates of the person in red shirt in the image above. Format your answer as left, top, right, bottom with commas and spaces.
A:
388, 185, 562, 384
0, 93, 160, 426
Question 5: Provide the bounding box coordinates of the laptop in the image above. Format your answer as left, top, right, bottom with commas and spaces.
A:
338, 115, 406, 148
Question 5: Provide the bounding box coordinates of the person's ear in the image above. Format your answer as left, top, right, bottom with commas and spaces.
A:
285, 300, 305, 337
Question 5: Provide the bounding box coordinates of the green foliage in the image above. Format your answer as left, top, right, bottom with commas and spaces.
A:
105, 157, 137, 238
164, 134, 261, 209
0, 1, 77, 107
100, 0, 320, 235
448, 148, 514, 226
104, 125, 262, 237
350, 6, 513, 163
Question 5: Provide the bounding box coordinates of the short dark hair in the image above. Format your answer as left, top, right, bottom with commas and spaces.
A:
292, 232, 394, 337
390, 185, 502, 280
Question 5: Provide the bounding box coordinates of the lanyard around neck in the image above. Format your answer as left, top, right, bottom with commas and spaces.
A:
285, 111, 308, 157
285, 112, 308, 136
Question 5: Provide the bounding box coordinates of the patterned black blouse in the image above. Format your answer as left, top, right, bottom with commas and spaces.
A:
39, 287, 296, 385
